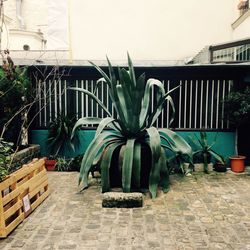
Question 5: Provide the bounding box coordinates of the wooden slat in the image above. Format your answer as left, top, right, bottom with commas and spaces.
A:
17, 169, 47, 195
31, 189, 50, 211
0, 188, 5, 237
3, 188, 20, 207
0, 159, 45, 191
29, 178, 48, 199
3, 200, 22, 220
5, 213, 24, 237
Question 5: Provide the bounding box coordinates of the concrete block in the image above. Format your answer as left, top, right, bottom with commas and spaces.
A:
102, 192, 143, 208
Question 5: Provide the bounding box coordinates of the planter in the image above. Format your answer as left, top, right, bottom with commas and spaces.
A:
214, 162, 227, 172
45, 159, 56, 171
109, 145, 151, 189
0, 158, 50, 238
229, 155, 246, 173
10, 144, 40, 173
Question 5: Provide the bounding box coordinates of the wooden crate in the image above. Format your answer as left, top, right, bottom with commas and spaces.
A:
0, 158, 50, 238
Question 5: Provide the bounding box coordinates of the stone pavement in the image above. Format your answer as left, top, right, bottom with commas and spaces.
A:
0, 171, 250, 250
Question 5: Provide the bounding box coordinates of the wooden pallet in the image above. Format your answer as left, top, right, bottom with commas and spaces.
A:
0, 158, 50, 238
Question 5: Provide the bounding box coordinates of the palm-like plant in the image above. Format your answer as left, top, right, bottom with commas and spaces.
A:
70, 54, 192, 198
48, 114, 79, 157
190, 131, 224, 173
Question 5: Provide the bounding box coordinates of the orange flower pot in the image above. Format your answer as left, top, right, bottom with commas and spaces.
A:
229, 156, 246, 173
45, 159, 56, 171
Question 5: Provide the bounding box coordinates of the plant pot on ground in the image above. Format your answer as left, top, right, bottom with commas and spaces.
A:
45, 156, 56, 171
224, 87, 250, 172
229, 155, 246, 173
214, 161, 227, 172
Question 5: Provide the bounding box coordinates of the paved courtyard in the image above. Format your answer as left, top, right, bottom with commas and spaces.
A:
0, 170, 250, 250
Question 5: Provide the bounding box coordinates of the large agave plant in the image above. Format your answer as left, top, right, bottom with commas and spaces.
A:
70, 54, 192, 198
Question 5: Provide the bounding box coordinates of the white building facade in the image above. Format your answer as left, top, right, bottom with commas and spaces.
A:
0, 0, 249, 64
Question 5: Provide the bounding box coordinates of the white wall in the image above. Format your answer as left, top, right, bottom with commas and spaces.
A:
233, 14, 250, 40
69, 0, 237, 61
3, 0, 248, 62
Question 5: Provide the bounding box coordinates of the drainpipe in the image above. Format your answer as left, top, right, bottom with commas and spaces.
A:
16, 0, 25, 29
67, 0, 73, 64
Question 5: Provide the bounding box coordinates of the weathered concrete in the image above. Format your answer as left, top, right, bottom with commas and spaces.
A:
102, 192, 143, 208
0, 170, 250, 249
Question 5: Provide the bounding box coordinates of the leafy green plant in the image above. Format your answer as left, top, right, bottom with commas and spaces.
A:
55, 157, 73, 171
48, 114, 79, 157
224, 87, 250, 127
70, 54, 192, 198
224, 87, 250, 155
0, 139, 14, 181
55, 156, 84, 172
189, 131, 224, 173
0, 64, 31, 146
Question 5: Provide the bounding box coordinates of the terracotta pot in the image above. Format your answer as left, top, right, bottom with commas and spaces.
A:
229, 156, 246, 173
45, 159, 56, 171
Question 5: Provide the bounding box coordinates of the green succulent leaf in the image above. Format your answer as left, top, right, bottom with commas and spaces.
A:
131, 142, 141, 189
69, 87, 111, 116
146, 127, 161, 162
159, 129, 192, 160
101, 142, 123, 192
95, 117, 116, 139
140, 78, 165, 128
71, 117, 102, 139
209, 149, 225, 163
79, 131, 122, 188
122, 138, 136, 193
149, 148, 166, 198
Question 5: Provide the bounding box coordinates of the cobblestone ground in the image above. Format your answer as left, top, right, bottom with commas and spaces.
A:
0, 171, 250, 250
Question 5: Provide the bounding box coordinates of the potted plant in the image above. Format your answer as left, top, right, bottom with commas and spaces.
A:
44, 155, 57, 171
70, 54, 193, 198
224, 87, 250, 172
46, 114, 80, 170
189, 131, 225, 173
55, 157, 74, 171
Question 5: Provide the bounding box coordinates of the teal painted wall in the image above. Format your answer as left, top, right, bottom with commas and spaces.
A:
31, 130, 235, 162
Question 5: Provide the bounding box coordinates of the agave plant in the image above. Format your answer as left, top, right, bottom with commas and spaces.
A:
190, 131, 224, 173
47, 114, 79, 157
70, 54, 192, 198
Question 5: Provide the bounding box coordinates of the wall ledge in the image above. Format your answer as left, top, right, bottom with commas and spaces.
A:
232, 9, 250, 29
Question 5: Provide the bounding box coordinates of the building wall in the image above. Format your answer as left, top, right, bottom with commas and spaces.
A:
233, 15, 250, 40
2, 0, 47, 50
69, 0, 236, 61
31, 129, 236, 162
1, 0, 248, 61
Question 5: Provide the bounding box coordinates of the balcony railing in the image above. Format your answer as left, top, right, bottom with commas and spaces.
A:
209, 38, 250, 64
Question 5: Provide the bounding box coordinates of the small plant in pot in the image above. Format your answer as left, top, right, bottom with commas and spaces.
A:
46, 114, 80, 170
189, 131, 225, 173
224, 87, 250, 172
44, 155, 57, 171
70, 54, 193, 198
